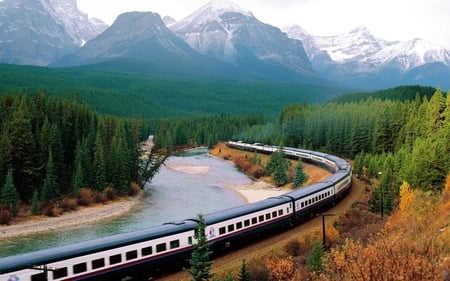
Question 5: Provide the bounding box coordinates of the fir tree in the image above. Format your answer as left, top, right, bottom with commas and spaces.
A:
31, 189, 40, 215
0, 169, 19, 215
307, 239, 325, 275
238, 259, 251, 281
187, 213, 213, 281
41, 149, 60, 202
293, 160, 307, 188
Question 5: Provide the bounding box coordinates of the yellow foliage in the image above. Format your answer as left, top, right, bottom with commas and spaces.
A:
316, 179, 450, 281
266, 255, 296, 281
444, 173, 450, 200
398, 181, 414, 213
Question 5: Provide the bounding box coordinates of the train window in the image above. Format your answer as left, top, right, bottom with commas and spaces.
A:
272, 211, 277, 218
92, 258, 105, 269
170, 240, 180, 249
219, 226, 226, 235
31, 273, 46, 281
53, 267, 68, 279
142, 246, 153, 256
265, 213, 271, 220
188, 236, 193, 245
301, 202, 304, 208
236, 221, 243, 229
73, 262, 87, 274
110, 254, 122, 265
126, 250, 138, 260
244, 219, 250, 227
259, 215, 264, 222
279, 210, 283, 216
156, 243, 167, 253
252, 217, 257, 224
228, 224, 235, 232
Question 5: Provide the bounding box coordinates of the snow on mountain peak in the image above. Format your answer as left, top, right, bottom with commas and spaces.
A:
203, 0, 252, 17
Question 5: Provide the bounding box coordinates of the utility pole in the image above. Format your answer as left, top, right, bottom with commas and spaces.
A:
317, 213, 336, 248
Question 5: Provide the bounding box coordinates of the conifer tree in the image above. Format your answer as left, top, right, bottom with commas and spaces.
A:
92, 131, 107, 191
238, 259, 251, 281
293, 160, 307, 188
41, 150, 60, 202
0, 169, 19, 215
265, 147, 290, 186
31, 189, 40, 215
307, 239, 325, 275
187, 213, 213, 281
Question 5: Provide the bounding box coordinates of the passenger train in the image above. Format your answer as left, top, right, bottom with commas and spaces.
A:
0, 141, 352, 281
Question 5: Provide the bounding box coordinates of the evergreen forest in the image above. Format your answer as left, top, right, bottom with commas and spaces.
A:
235, 87, 450, 214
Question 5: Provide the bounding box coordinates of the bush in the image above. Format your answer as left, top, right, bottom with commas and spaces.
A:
0, 208, 13, 225
96, 192, 108, 203
77, 188, 95, 206
129, 183, 141, 197
60, 197, 78, 211
41, 203, 63, 217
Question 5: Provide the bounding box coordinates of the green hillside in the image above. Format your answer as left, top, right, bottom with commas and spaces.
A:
0, 64, 349, 119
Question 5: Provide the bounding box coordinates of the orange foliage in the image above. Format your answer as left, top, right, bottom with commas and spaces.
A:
316, 179, 450, 281
265, 255, 296, 281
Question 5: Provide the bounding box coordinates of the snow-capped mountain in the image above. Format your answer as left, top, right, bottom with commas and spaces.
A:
51, 12, 243, 79
0, 0, 107, 66
285, 25, 450, 88
169, 0, 317, 82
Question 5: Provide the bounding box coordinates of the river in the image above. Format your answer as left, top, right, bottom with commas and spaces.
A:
0, 148, 250, 257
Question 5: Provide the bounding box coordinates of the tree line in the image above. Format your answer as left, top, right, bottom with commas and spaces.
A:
235, 86, 450, 214
0, 92, 152, 217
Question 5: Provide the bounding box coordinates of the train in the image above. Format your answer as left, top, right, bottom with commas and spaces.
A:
0, 141, 352, 281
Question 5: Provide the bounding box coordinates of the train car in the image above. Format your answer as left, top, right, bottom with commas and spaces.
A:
202, 196, 294, 249
283, 182, 336, 222
0, 221, 197, 281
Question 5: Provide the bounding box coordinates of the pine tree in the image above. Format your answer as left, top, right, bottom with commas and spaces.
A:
293, 160, 307, 188
92, 131, 107, 191
0, 169, 19, 215
265, 147, 289, 186
238, 259, 251, 281
41, 149, 60, 202
31, 189, 40, 215
306, 240, 325, 275
187, 213, 213, 281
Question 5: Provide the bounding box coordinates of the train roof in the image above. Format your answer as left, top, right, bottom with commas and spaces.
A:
203, 196, 292, 225
0, 220, 197, 274
283, 181, 333, 199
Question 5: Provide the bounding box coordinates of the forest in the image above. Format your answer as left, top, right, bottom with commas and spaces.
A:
0, 64, 346, 119
0, 92, 265, 222
234, 86, 450, 215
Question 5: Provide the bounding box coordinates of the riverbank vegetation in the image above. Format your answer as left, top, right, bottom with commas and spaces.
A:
0, 92, 163, 224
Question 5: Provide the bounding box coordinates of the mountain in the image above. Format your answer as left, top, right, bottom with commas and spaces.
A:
0, 0, 107, 66
51, 12, 243, 79
169, 0, 318, 83
285, 25, 450, 89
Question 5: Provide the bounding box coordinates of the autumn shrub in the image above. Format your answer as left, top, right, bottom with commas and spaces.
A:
266, 254, 296, 281
77, 188, 95, 206
41, 203, 63, 217
0, 207, 13, 225
95, 192, 108, 203
284, 239, 302, 257
129, 183, 141, 197
60, 197, 78, 211
247, 258, 270, 281
249, 166, 265, 179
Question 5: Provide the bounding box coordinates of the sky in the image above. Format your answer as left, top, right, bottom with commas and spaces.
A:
77, 0, 450, 48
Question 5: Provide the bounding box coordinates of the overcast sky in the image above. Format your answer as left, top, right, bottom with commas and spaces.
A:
77, 0, 450, 48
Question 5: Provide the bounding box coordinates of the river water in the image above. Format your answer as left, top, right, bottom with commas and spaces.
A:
0, 148, 250, 257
